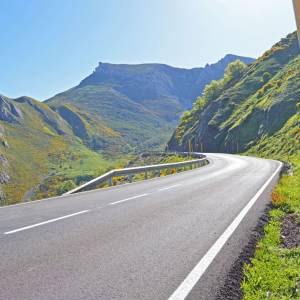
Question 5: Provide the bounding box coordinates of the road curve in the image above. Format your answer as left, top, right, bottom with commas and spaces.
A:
0, 154, 281, 300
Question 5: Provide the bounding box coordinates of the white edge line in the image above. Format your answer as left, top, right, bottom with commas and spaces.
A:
168, 162, 282, 300
159, 184, 182, 191
4, 210, 89, 235
0, 161, 210, 210
109, 194, 148, 205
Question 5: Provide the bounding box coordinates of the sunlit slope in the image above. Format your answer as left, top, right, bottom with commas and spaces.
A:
47, 85, 173, 152
168, 32, 300, 154
0, 95, 119, 205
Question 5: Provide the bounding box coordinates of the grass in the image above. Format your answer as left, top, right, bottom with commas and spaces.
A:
33, 152, 194, 199
48, 84, 175, 152
0, 95, 194, 204
165, 31, 300, 298
242, 154, 300, 299
34, 142, 129, 199
0, 97, 129, 205
169, 32, 300, 153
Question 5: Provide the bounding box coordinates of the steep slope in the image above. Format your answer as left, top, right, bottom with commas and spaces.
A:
47, 55, 254, 151
168, 32, 300, 154
0, 95, 121, 205
167, 33, 300, 299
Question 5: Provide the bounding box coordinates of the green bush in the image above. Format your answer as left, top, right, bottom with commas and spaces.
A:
57, 180, 76, 195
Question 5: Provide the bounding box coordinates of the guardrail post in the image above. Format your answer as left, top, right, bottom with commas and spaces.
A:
108, 177, 113, 186
128, 174, 133, 183
156, 169, 160, 177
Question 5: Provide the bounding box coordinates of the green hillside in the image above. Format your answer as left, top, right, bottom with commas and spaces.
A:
47, 55, 253, 152
168, 32, 300, 154
0, 95, 123, 205
0, 54, 254, 205
47, 85, 174, 152
167, 32, 300, 299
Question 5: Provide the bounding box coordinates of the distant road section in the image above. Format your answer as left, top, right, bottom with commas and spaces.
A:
0, 154, 281, 299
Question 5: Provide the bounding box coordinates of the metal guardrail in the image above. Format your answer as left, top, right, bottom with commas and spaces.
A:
64, 152, 209, 195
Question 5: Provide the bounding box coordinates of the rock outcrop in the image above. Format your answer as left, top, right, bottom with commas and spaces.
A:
0, 132, 9, 204
0, 95, 23, 124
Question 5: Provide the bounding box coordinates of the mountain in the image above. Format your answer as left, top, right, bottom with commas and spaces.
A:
0, 95, 123, 205
46, 55, 254, 152
0, 54, 254, 205
168, 32, 300, 157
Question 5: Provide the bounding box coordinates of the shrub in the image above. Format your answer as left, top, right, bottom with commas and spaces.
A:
262, 72, 272, 83
57, 180, 76, 195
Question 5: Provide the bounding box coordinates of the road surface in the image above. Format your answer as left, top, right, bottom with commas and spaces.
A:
0, 153, 281, 300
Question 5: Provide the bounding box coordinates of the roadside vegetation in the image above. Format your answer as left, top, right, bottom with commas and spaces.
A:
242, 113, 300, 299
242, 154, 300, 299
167, 31, 300, 299
34, 143, 128, 200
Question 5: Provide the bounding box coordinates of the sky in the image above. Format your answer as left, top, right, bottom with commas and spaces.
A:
0, 0, 297, 100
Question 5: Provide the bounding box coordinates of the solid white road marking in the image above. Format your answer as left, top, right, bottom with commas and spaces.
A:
168, 162, 282, 300
109, 194, 148, 205
4, 210, 89, 235
158, 184, 182, 191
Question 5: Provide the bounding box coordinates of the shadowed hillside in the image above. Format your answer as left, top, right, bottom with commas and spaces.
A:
47, 55, 254, 152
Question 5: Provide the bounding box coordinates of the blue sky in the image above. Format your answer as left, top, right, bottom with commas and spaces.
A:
0, 0, 296, 100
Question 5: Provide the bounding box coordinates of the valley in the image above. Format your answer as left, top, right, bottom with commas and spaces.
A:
0, 55, 253, 205
1, 2, 299, 299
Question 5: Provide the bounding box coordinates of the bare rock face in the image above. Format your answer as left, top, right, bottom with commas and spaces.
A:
0, 95, 23, 124
0, 172, 9, 184
0, 125, 9, 148
0, 167, 8, 203
0, 189, 6, 204
0, 126, 10, 204
0, 153, 8, 166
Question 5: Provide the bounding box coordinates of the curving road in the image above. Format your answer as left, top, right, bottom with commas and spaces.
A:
0, 154, 281, 300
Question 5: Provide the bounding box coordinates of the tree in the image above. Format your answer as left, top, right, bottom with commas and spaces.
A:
223, 60, 247, 85
203, 80, 223, 102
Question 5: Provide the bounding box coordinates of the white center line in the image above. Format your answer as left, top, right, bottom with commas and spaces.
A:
168, 162, 282, 300
109, 194, 148, 205
4, 210, 89, 235
159, 184, 182, 191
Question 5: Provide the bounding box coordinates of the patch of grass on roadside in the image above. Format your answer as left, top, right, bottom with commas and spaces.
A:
242, 155, 300, 299
35, 142, 129, 199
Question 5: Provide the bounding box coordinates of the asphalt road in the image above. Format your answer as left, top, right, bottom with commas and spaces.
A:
0, 153, 281, 300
